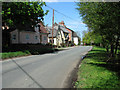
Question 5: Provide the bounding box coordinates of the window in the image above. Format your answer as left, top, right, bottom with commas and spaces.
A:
26, 34, 29, 40
12, 34, 16, 40
35, 36, 38, 40
44, 36, 47, 41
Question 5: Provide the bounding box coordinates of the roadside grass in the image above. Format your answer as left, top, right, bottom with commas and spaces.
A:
75, 46, 120, 88
1, 50, 31, 59
0, 48, 61, 60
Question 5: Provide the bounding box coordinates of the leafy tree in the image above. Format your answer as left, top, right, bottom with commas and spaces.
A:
77, 2, 120, 56
2, 2, 49, 45
82, 31, 102, 46
2, 2, 49, 30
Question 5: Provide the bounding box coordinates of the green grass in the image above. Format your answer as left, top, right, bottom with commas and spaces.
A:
75, 46, 120, 88
1, 50, 31, 59
0, 48, 58, 59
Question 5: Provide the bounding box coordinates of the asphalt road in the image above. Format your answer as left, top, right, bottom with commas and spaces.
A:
2, 46, 92, 88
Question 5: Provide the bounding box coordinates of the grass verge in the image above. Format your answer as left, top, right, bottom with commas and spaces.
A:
0, 50, 31, 59
1, 48, 58, 60
75, 46, 120, 88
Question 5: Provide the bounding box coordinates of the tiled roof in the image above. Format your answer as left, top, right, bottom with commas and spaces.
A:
59, 25, 69, 33
46, 26, 58, 37
38, 22, 48, 34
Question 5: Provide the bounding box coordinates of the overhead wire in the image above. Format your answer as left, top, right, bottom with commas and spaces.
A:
45, 5, 82, 24
45, 4, 85, 38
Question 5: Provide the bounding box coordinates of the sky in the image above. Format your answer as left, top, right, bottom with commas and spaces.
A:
42, 2, 88, 40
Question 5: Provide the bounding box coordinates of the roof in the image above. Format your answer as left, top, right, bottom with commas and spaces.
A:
38, 22, 48, 34
2, 25, 35, 32
46, 26, 58, 38
66, 27, 74, 32
73, 32, 78, 37
59, 25, 69, 33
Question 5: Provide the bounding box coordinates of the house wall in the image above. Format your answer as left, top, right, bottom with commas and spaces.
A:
54, 38, 57, 45
20, 31, 40, 44
10, 29, 40, 44
48, 38, 50, 43
41, 34, 48, 44
10, 29, 19, 44
56, 30, 62, 46
60, 30, 65, 43
73, 37, 78, 45
66, 28, 72, 41
48, 37, 57, 45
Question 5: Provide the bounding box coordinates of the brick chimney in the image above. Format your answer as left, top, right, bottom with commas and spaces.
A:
59, 21, 65, 26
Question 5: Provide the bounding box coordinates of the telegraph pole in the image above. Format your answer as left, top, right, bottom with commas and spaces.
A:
52, 9, 54, 46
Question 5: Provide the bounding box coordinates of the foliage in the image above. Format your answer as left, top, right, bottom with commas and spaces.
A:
2, 2, 49, 30
75, 46, 120, 88
76, 2, 120, 56
82, 31, 102, 45
61, 43, 67, 47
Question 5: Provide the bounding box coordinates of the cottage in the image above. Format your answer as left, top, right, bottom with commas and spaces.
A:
10, 22, 48, 44
72, 31, 79, 45
59, 21, 72, 42
46, 25, 62, 46
46, 22, 69, 46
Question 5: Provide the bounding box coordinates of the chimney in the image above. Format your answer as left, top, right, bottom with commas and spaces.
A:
59, 21, 65, 26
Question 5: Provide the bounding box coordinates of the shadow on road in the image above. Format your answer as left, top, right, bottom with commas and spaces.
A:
11, 59, 45, 89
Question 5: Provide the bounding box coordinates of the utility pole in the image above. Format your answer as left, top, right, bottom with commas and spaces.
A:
52, 9, 54, 46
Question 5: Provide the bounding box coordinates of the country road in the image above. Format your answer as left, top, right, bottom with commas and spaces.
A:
2, 46, 92, 88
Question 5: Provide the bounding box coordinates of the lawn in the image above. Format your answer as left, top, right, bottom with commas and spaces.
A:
1, 48, 57, 60
75, 46, 120, 88
1, 50, 31, 59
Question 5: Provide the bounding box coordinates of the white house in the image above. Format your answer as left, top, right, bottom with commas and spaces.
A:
10, 22, 48, 44
46, 22, 69, 46
72, 31, 79, 45
10, 29, 40, 44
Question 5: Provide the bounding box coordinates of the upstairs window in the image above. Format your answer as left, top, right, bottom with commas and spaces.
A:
26, 34, 29, 40
44, 36, 47, 41
35, 36, 38, 40
12, 34, 16, 40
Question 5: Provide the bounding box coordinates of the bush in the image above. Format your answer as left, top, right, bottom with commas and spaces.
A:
61, 43, 66, 47
2, 44, 56, 59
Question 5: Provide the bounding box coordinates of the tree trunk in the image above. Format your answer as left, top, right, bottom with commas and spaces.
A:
110, 43, 114, 57
106, 45, 109, 52
115, 36, 120, 54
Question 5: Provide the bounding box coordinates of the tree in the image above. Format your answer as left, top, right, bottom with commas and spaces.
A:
76, 2, 120, 56
82, 31, 102, 46
2, 2, 49, 30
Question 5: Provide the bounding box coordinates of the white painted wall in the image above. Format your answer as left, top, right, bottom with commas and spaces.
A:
41, 34, 48, 44
20, 31, 40, 44
54, 38, 57, 45
10, 29, 40, 44
73, 37, 78, 45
